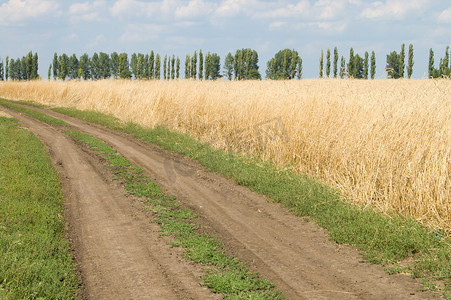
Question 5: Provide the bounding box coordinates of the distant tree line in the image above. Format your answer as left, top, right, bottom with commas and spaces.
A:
266, 49, 302, 79
185, 50, 222, 80
385, 44, 414, 79
3, 46, 451, 81
318, 47, 376, 79
50, 52, 175, 81
428, 46, 451, 78
0, 51, 39, 81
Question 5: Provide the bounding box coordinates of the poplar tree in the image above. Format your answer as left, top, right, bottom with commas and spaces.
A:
326, 49, 331, 78
155, 54, 161, 79
223, 52, 234, 80
99, 52, 110, 79
297, 57, 302, 79
119, 53, 131, 79
441, 46, 450, 76
428, 48, 434, 78
399, 43, 405, 78
143, 54, 149, 79
199, 50, 203, 80
31, 52, 38, 79
176, 57, 180, 79
319, 49, 324, 78
59, 54, 68, 80
130, 53, 138, 79
25, 51, 33, 80
53, 53, 59, 80
21, 57, 27, 80
136, 54, 143, 79
110, 52, 119, 79
340, 56, 345, 78
407, 44, 414, 79
282, 49, 289, 77
191, 51, 197, 79
149, 51, 155, 79
290, 50, 297, 79
48, 64, 52, 80
333, 47, 338, 78
370, 51, 376, 79
163, 55, 167, 80
92, 53, 101, 80
9, 59, 15, 80
0, 61, 4, 81
69, 54, 79, 79
185, 54, 191, 79
204, 52, 211, 80
348, 48, 355, 78
79, 54, 91, 80
5, 56, 9, 81
207, 53, 221, 80
363, 51, 369, 79
171, 55, 175, 80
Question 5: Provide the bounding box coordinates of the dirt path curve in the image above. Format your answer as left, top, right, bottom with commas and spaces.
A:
9, 104, 433, 299
3, 107, 217, 300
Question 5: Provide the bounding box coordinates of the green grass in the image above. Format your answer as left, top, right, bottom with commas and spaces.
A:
53, 105, 451, 298
68, 130, 283, 299
0, 99, 69, 126
0, 116, 80, 299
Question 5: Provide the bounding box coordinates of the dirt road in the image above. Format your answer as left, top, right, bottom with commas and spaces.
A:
4, 105, 432, 299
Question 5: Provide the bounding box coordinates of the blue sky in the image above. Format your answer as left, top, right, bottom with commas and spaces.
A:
1, 0, 451, 79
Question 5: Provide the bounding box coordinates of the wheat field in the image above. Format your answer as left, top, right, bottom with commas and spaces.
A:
0, 79, 449, 233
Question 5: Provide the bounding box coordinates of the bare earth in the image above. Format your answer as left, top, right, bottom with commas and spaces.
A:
4, 105, 433, 300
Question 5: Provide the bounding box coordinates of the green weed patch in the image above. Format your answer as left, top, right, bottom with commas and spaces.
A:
0, 116, 79, 299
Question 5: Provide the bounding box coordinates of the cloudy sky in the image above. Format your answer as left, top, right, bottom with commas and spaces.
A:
1, 0, 451, 79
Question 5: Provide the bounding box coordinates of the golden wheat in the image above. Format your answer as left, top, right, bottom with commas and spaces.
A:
1, 79, 449, 232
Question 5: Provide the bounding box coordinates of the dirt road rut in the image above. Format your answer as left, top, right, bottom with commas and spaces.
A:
5, 105, 433, 299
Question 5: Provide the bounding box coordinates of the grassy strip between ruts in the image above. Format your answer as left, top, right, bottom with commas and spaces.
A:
49, 105, 450, 298
0, 116, 80, 299
67, 130, 284, 299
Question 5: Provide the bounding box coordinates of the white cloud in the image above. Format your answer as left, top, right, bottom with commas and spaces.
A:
269, 21, 287, 29
119, 24, 166, 43
215, 0, 244, 17
69, 1, 107, 22
0, 0, 60, 25
361, 0, 428, 19
110, 0, 177, 19
86, 34, 107, 50
313, 0, 347, 20
438, 7, 451, 23
253, 1, 310, 19
175, 0, 216, 19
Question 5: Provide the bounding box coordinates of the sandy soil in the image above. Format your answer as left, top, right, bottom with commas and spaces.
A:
3, 105, 434, 299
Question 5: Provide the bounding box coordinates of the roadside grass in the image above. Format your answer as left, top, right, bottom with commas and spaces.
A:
0, 116, 80, 299
53, 105, 451, 297
68, 130, 283, 299
0, 99, 69, 126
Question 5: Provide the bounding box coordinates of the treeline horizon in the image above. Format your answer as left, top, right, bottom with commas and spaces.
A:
1, 45, 450, 81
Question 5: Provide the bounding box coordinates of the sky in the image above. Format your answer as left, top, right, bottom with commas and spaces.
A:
1, 0, 451, 79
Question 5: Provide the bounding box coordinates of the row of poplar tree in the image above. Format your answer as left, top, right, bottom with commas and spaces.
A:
46, 49, 261, 81
2, 46, 451, 81
318, 47, 377, 79
0, 51, 39, 81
